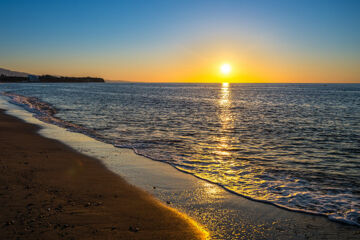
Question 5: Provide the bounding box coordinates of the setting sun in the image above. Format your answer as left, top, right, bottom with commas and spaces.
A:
220, 63, 232, 75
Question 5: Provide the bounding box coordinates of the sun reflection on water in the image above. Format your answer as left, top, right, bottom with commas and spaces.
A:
219, 83, 230, 107
213, 83, 234, 157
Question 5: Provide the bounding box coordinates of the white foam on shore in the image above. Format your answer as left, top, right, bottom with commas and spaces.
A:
1, 95, 358, 239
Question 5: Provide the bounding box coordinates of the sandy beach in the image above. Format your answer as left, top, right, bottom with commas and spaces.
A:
0, 109, 207, 239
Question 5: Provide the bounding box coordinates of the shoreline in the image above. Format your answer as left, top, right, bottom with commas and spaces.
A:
1, 95, 360, 239
3, 90, 355, 226
0, 109, 207, 239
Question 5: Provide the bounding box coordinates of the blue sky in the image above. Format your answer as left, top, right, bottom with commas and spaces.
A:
1, 0, 359, 82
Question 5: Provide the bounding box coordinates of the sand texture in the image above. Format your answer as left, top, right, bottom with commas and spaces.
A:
0, 110, 206, 240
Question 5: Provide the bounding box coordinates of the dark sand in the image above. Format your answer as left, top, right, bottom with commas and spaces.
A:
0, 110, 207, 240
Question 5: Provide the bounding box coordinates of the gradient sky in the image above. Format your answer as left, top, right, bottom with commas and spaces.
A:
1, 0, 359, 83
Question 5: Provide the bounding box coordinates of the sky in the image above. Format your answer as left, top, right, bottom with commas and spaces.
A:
0, 0, 359, 83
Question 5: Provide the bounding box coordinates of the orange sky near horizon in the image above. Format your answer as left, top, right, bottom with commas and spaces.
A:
5, 45, 358, 84
4, 35, 359, 84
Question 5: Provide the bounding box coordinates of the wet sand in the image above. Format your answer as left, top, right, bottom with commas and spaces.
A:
0, 109, 207, 240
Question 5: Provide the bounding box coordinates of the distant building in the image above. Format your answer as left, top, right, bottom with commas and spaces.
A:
28, 75, 39, 82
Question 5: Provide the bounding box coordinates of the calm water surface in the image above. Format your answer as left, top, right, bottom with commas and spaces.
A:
1, 83, 360, 225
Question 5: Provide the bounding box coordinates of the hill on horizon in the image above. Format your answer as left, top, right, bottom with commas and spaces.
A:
0, 67, 33, 77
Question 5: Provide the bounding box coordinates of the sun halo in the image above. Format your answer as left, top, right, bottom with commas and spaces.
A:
220, 63, 232, 75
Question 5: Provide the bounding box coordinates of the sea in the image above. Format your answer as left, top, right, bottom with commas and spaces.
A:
1, 82, 359, 226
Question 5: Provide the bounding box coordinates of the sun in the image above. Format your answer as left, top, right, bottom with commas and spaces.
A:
220, 63, 231, 75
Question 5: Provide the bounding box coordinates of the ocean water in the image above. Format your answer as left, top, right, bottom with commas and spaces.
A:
1, 83, 360, 226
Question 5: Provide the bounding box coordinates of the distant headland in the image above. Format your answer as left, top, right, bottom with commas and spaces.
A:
0, 67, 104, 83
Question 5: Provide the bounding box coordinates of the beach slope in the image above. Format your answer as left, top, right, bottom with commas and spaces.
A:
0, 110, 206, 239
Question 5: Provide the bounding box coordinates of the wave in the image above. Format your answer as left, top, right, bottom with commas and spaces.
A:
3, 92, 104, 141
2, 91, 359, 227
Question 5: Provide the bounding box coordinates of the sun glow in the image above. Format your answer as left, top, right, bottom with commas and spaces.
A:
220, 63, 232, 75
222, 82, 229, 88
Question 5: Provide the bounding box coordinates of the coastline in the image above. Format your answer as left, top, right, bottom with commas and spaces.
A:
0, 109, 207, 239
1, 95, 360, 239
